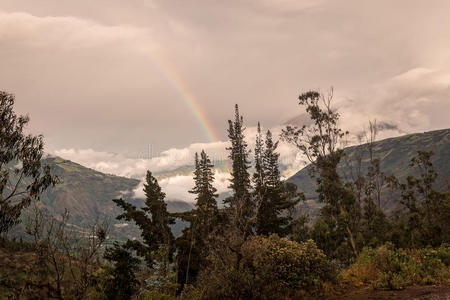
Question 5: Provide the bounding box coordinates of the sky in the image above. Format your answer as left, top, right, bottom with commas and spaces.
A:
1, 0, 450, 200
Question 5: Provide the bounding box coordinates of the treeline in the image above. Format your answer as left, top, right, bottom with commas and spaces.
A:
284, 91, 450, 261
0, 90, 449, 299
108, 92, 449, 298
110, 104, 305, 298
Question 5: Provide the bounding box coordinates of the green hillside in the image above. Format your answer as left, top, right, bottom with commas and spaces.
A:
288, 128, 450, 217
14, 157, 193, 240
40, 156, 140, 224
13, 129, 449, 239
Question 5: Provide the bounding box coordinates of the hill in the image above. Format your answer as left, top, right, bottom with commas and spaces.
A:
14, 157, 193, 240
40, 156, 140, 225
288, 128, 450, 218
13, 129, 449, 239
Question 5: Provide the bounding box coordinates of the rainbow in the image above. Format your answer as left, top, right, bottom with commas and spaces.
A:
150, 53, 230, 171
153, 54, 220, 143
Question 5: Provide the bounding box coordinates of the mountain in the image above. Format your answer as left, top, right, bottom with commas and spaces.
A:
40, 156, 140, 224
15, 156, 194, 240
288, 128, 450, 218
14, 129, 449, 239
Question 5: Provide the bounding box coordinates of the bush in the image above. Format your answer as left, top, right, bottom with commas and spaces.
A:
197, 235, 336, 299
341, 243, 450, 290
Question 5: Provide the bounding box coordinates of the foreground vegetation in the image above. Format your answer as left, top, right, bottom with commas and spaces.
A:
341, 243, 450, 290
1, 90, 449, 299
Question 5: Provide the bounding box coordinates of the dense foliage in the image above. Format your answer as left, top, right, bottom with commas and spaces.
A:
0, 91, 57, 234
113, 171, 175, 283
194, 235, 336, 299
103, 243, 140, 300
342, 243, 450, 290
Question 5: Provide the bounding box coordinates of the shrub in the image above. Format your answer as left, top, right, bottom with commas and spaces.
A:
197, 235, 336, 299
341, 243, 450, 290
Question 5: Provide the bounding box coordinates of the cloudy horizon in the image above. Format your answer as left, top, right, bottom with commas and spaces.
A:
1, 0, 450, 200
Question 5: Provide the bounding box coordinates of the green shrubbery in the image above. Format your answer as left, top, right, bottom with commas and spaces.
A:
195, 235, 336, 299
341, 243, 450, 290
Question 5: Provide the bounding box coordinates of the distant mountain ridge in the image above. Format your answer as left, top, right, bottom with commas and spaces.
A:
41, 156, 140, 223
14, 129, 449, 239
288, 128, 450, 218
14, 156, 194, 240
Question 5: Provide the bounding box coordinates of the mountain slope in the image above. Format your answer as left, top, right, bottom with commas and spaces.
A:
288, 128, 450, 217
40, 156, 140, 225
14, 157, 194, 240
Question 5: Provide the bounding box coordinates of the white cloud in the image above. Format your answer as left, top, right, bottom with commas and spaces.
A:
132, 169, 231, 203
2, 1, 450, 154
256, 0, 325, 12
5, 1, 449, 205
337, 68, 450, 137
53, 140, 229, 178
0, 10, 154, 50
52, 123, 306, 202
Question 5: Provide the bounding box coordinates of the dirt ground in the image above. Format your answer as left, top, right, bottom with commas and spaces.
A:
331, 285, 450, 300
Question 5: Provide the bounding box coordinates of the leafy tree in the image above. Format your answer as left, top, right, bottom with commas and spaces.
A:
254, 126, 302, 236
0, 91, 58, 235
225, 104, 254, 237
290, 214, 311, 243
113, 171, 174, 275
395, 150, 449, 247
24, 206, 108, 299
344, 120, 389, 248
282, 89, 358, 261
104, 243, 140, 300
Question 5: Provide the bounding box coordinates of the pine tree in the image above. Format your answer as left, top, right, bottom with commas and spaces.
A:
104, 243, 140, 300
263, 130, 281, 190
176, 151, 219, 287
253, 122, 265, 198
225, 104, 254, 236
113, 171, 174, 274
255, 129, 301, 236
192, 150, 219, 238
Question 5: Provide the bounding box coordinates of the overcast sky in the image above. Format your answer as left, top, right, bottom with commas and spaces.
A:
1, 0, 449, 161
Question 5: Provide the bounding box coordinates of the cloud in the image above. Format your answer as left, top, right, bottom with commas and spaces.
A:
53, 140, 229, 178
2, 0, 450, 187
0, 11, 153, 49
53, 143, 232, 203
256, 0, 325, 12
132, 170, 231, 203
0, 8, 216, 152
52, 125, 297, 177
337, 68, 450, 138
52, 121, 312, 205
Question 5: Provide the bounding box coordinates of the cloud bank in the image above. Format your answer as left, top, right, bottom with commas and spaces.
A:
3, 0, 450, 203
2, 0, 449, 155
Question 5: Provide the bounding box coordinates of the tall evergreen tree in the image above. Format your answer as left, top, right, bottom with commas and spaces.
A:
176, 151, 219, 287
113, 171, 174, 274
191, 150, 219, 238
225, 104, 254, 236
253, 122, 265, 198
103, 243, 140, 300
255, 129, 301, 236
